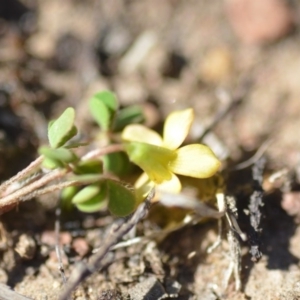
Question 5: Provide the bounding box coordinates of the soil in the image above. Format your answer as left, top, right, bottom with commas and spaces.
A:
1, 0, 300, 299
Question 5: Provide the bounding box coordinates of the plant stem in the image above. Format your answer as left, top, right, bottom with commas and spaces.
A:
0, 144, 125, 212
0, 156, 44, 194
18, 180, 80, 202
0, 169, 67, 211
82, 144, 124, 161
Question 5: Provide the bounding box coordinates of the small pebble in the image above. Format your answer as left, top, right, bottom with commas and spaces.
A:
26, 33, 55, 59
14, 233, 36, 260
72, 237, 90, 257
199, 47, 234, 84
98, 289, 122, 300
119, 31, 158, 74
226, 0, 294, 44
40, 230, 72, 246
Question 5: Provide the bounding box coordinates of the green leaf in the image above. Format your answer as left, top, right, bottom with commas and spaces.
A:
60, 186, 79, 211
42, 157, 64, 169
61, 186, 79, 201
75, 185, 107, 213
113, 105, 145, 132
48, 119, 55, 130
72, 184, 102, 204
48, 107, 77, 148
74, 160, 103, 174
63, 126, 78, 146
65, 141, 89, 149
103, 152, 132, 176
70, 174, 104, 184
95, 91, 118, 111
39, 146, 78, 164
89, 91, 118, 131
107, 180, 136, 216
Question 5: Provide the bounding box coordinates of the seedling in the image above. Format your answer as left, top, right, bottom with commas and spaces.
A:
0, 90, 222, 299
0, 90, 220, 217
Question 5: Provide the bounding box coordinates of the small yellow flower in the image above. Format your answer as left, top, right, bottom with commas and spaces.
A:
122, 108, 221, 198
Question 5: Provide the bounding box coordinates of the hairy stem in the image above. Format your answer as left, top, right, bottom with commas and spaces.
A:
82, 144, 124, 161
0, 144, 124, 212
18, 180, 79, 202
0, 168, 67, 210
0, 156, 44, 194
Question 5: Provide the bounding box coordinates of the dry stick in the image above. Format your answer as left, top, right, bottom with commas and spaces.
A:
0, 283, 33, 300
230, 139, 273, 171
224, 196, 242, 291
248, 156, 266, 262
59, 189, 155, 300
0, 156, 44, 194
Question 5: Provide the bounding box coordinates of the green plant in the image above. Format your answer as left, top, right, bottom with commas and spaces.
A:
0, 90, 220, 217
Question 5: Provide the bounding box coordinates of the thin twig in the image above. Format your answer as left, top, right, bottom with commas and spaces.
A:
223, 195, 243, 291
230, 139, 272, 171
55, 207, 67, 285
198, 87, 247, 141
59, 189, 155, 300
0, 156, 44, 194
224, 230, 241, 291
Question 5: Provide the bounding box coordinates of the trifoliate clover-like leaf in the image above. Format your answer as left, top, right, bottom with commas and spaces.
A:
75, 184, 107, 213
75, 194, 106, 213
70, 174, 105, 184
103, 152, 132, 177
39, 146, 78, 165
89, 91, 118, 131
74, 160, 103, 175
113, 105, 145, 132
107, 180, 136, 216
72, 184, 102, 205
41, 157, 64, 169
60, 186, 79, 211
48, 107, 77, 148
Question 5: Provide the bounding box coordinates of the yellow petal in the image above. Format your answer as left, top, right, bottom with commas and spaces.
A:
163, 108, 194, 150
157, 174, 182, 194
125, 141, 176, 184
135, 172, 151, 190
169, 144, 221, 178
122, 124, 163, 146
134, 173, 156, 204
